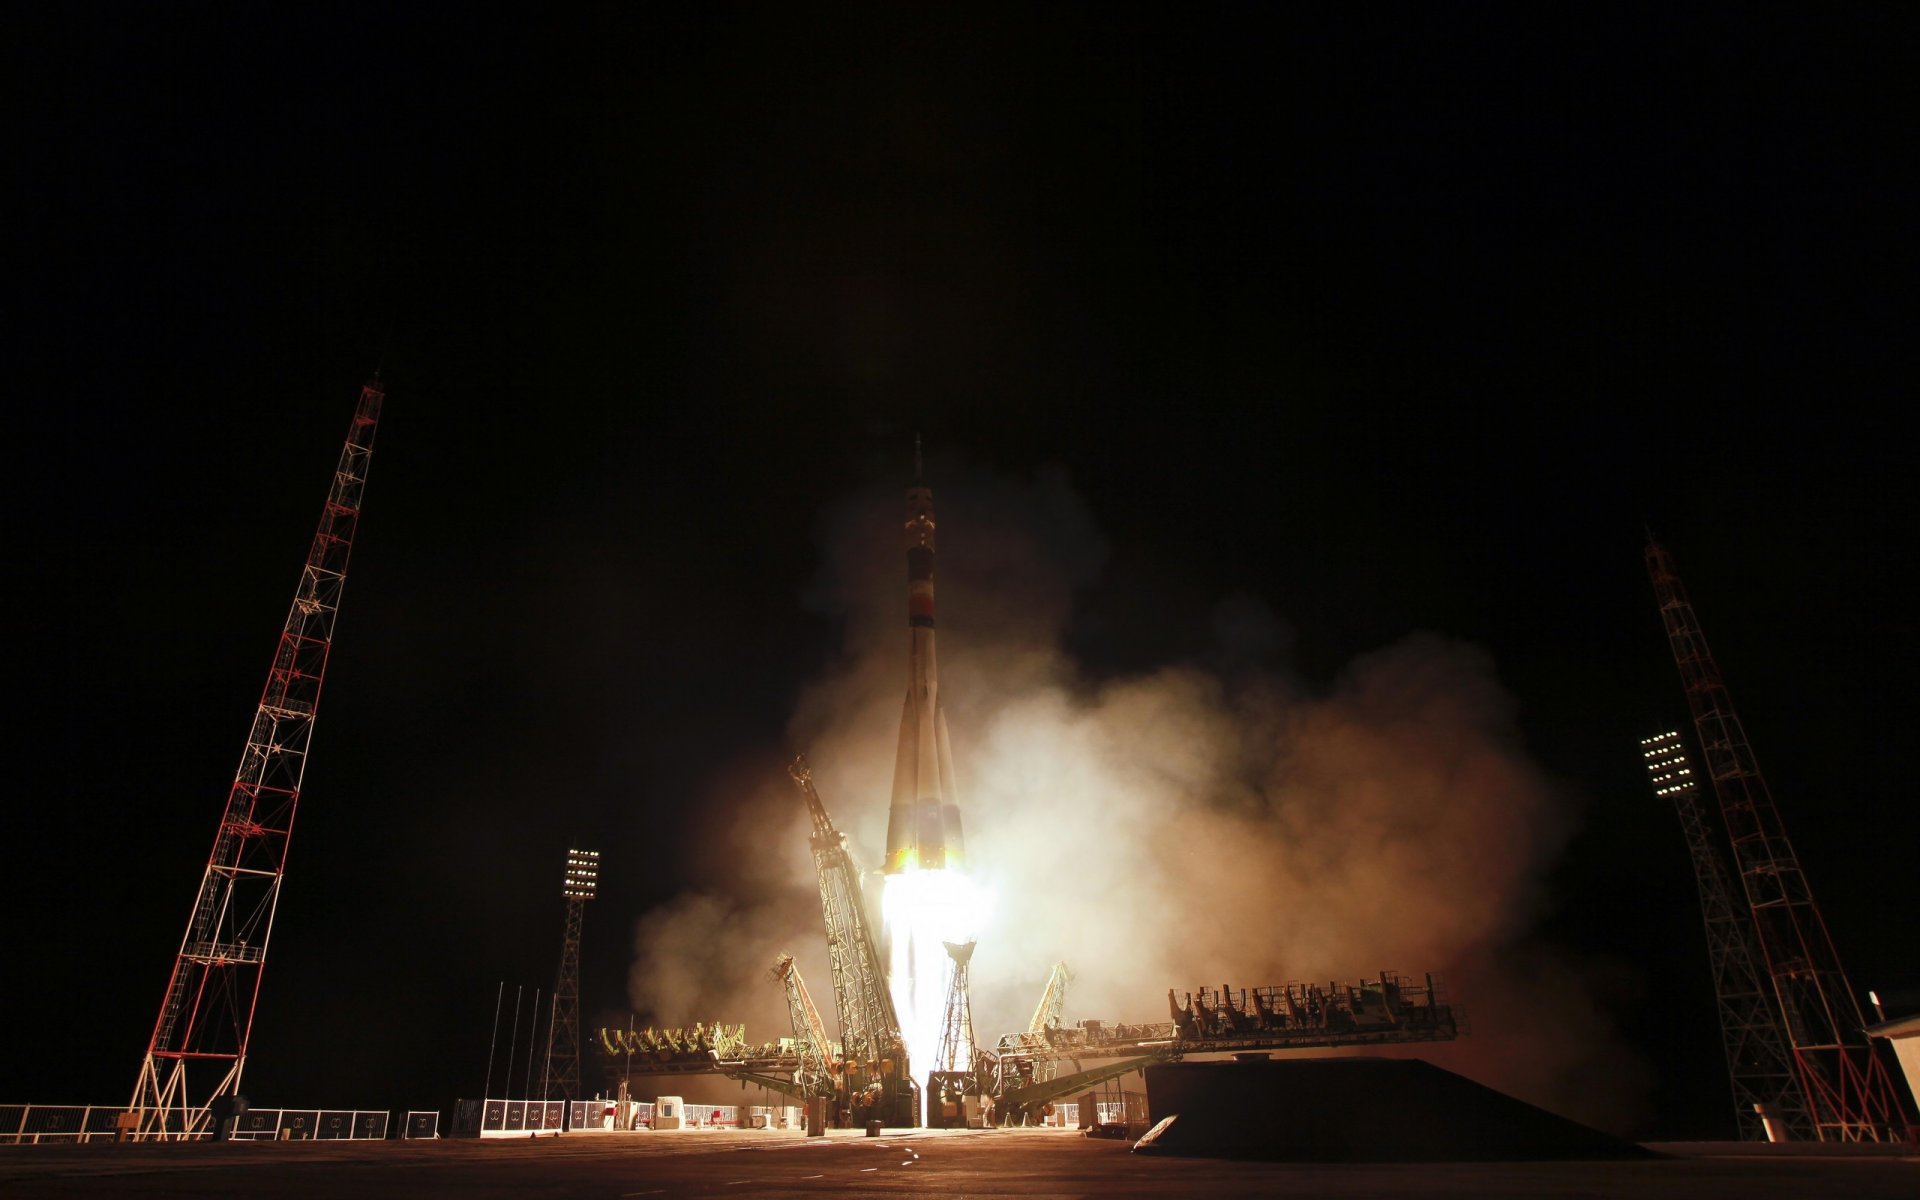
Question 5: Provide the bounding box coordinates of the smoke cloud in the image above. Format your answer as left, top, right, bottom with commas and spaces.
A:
629, 462, 1649, 1131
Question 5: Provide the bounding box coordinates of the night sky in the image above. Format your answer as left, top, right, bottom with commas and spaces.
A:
8, 5, 1914, 1138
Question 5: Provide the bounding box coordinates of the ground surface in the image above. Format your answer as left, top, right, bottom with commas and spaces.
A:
3, 1128, 1916, 1199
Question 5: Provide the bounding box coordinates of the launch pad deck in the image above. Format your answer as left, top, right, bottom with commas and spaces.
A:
5, 1127, 1916, 1199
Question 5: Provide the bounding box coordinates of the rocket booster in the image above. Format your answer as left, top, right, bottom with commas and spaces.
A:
883, 478, 966, 874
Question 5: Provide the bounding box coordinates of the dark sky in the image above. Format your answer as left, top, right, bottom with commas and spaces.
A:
7, 5, 1913, 1137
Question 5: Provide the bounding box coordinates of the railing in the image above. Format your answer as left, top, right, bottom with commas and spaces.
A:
1, 1104, 412, 1145
684, 1104, 740, 1129
998, 973, 1465, 1067
0, 1098, 793, 1143
1, 1105, 190, 1144
227, 1108, 390, 1141
452, 1098, 598, 1136
449, 1098, 777, 1135
740, 1105, 803, 1130
587, 1101, 655, 1131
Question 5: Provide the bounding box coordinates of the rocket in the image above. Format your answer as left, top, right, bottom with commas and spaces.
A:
883, 454, 966, 874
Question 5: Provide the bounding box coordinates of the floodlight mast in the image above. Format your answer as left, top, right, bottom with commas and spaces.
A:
131, 379, 383, 1140
546, 848, 599, 1102
1641, 731, 1809, 1140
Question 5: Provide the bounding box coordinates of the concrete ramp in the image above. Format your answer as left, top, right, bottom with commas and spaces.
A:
1134, 1057, 1651, 1162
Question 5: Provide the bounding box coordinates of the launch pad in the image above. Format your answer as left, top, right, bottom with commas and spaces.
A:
591, 469, 1468, 1131
594, 967, 1464, 1125
6, 1128, 1917, 1200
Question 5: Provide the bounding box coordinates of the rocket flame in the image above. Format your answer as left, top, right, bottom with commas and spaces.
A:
881, 866, 991, 1117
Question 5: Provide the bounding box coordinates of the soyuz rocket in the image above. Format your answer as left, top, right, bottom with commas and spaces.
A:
883, 458, 966, 874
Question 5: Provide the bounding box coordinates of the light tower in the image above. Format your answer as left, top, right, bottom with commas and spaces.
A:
545, 848, 598, 1103
1640, 731, 1808, 1140
132, 378, 383, 1138
1647, 534, 1912, 1141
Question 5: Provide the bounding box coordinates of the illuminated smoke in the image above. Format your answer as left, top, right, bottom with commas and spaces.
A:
630, 464, 1650, 1132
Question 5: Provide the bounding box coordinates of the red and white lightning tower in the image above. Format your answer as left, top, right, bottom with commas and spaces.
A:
1647, 534, 1912, 1141
131, 379, 383, 1139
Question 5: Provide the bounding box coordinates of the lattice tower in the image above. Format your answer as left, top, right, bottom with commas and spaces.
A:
131, 379, 383, 1139
1647, 535, 1912, 1141
545, 848, 597, 1100
1024, 961, 1072, 1083
935, 941, 977, 1073
787, 757, 907, 1096
1642, 731, 1810, 1139
772, 954, 838, 1099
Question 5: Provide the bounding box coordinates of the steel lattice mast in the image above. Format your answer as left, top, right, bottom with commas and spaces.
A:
545, 849, 598, 1101
132, 379, 383, 1139
1027, 962, 1072, 1035
1647, 534, 1911, 1141
1640, 731, 1809, 1140
771, 954, 838, 1099
1023, 962, 1072, 1084
787, 755, 911, 1121
934, 941, 977, 1074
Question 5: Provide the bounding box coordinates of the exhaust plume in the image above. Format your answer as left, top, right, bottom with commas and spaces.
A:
630, 462, 1648, 1131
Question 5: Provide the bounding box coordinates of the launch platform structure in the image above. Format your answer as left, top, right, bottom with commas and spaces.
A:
1647, 535, 1913, 1141
993, 971, 1463, 1123
770, 954, 839, 1100
1641, 731, 1808, 1140
787, 755, 913, 1124
543, 848, 598, 1102
926, 940, 987, 1123
934, 941, 978, 1074
131, 378, 384, 1139
1025, 962, 1072, 1084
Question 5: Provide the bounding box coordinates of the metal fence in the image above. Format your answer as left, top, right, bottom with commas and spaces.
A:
228, 1108, 390, 1141
451, 1098, 585, 1136
3, 1099, 790, 1144
1, 1104, 412, 1145
449, 1098, 777, 1136
0, 1105, 178, 1144
580, 1101, 655, 1131
402, 1110, 440, 1139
